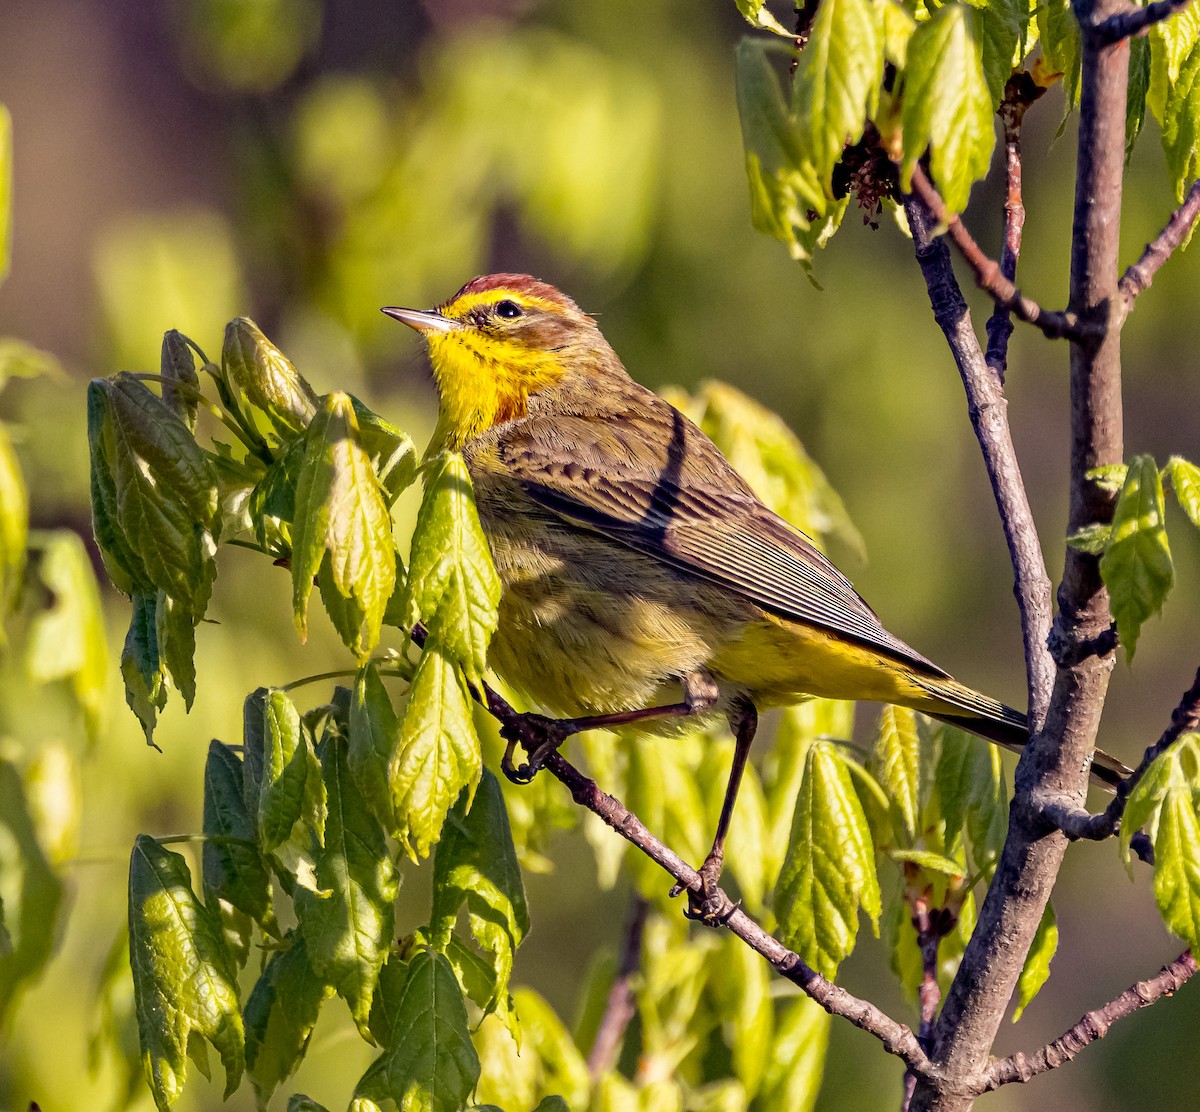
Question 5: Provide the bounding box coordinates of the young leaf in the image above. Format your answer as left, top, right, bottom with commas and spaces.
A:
294, 733, 398, 1032
202, 741, 275, 933
222, 318, 319, 437
1163, 38, 1200, 201
1037, 0, 1082, 108
120, 592, 167, 741
156, 590, 198, 710
401, 451, 500, 685
869, 705, 921, 842
1099, 454, 1173, 659
774, 741, 882, 978
1165, 455, 1200, 529
1128, 36, 1151, 158
128, 835, 244, 1109
351, 397, 419, 504
430, 771, 530, 1022
901, 2, 996, 213
734, 0, 796, 36
349, 663, 402, 833
756, 995, 830, 1112
707, 933, 773, 1100
244, 932, 333, 1107
355, 949, 480, 1112
1012, 902, 1057, 1021
1148, 2, 1200, 124
160, 330, 200, 433
0, 757, 64, 1023
392, 629, 482, 860
508, 987, 592, 1112
735, 38, 827, 265
0, 420, 27, 621
257, 690, 311, 854
792, 0, 883, 188
291, 392, 396, 661
25, 530, 109, 741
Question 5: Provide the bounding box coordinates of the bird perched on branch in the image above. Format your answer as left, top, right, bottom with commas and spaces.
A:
385, 274, 1127, 917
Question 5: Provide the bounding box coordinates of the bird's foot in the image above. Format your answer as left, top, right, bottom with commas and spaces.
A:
670, 853, 738, 926
498, 712, 574, 784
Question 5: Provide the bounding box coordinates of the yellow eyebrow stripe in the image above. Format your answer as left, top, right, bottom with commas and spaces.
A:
441, 290, 564, 318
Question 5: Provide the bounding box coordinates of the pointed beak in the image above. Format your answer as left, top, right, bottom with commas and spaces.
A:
381, 306, 460, 334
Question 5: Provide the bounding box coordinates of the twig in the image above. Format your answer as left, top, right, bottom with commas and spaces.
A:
902, 900, 951, 1111
985, 74, 1046, 379
587, 894, 650, 1079
1041, 666, 1200, 842
1090, 0, 1196, 44
902, 192, 1056, 725
908, 165, 1088, 343
984, 951, 1198, 1087
1118, 179, 1200, 308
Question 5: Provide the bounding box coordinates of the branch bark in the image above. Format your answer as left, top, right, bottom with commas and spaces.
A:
1091, 0, 1196, 42
908, 4, 1132, 1107
1118, 179, 1200, 308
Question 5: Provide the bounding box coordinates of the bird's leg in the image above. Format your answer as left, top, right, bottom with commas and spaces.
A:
679, 696, 758, 924
498, 670, 719, 783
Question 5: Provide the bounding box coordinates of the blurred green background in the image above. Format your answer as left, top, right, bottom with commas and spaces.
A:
2, 0, 1200, 1108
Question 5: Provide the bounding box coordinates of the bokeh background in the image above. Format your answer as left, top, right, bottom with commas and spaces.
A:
2, 0, 1199, 1109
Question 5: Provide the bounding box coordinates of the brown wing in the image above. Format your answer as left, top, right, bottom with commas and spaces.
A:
491, 408, 945, 677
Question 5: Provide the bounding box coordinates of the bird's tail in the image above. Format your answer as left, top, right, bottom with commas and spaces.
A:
914, 675, 1130, 790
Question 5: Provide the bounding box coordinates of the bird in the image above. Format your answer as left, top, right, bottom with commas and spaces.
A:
383, 273, 1129, 916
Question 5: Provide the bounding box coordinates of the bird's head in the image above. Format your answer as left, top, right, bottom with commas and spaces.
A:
384, 274, 608, 449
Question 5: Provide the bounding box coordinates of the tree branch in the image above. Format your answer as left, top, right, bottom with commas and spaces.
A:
1118, 179, 1200, 308
587, 894, 650, 1080
1041, 666, 1200, 842
908, 165, 1088, 343
1090, 0, 1196, 44
901, 192, 1056, 726
984, 951, 1198, 1088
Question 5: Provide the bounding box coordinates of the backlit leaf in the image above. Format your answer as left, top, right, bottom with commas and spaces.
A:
128, 835, 244, 1109
294, 733, 397, 1032
349, 663, 402, 833
222, 317, 318, 438
1148, 1, 1200, 122
392, 628, 482, 861
733, 0, 795, 35
1013, 902, 1057, 1021
160, 330, 200, 433
1037, 0, 1081, 108
901, 3, 996, 213
1099, 454, 1173, 659
355, 949, 479, 1112
774, 741, 881, 978
291, 392, 396, 661
0, 421, 27, 621
869, 705, 921, 841
964, 0, 1020, 106
256, 690, 310, 854
1162, 38, 1200, 201
1165, 455, 1200, 529
401, 451, 500, 685
756, 995, 829, 1112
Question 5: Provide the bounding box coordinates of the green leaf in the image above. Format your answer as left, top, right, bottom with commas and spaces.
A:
0, 420, 27, 622
964, 0, 1020, 107
708, 933, 773, 1099
439, 932, 517, 1039
401, 451, 500, 685
222, 318, 318, 438
0, 758, 64, 1023
936, 724, 1008, 871
1012, 902, 1057, 1021
349, 663, 402, 833
156, 590, 198, 710
257, 690, 311, 854
1037, 0, 1081, 109
901, 2, 997, 213
1065, 522, 1112, 555
1128, 36, 1151, 159
202, 741, 275, 933
355, 949, 480, 1112
1123, 735, 1200, 950
1162, 37, 1200, 202
25, 530, 109, 740
735, 39, 827, 266
869, 705, 921, 842
128, 835, 244, 1109
430, 770, 529, 1024
888, 848, 967, 877
244, 932, 333, 1107
90, 374, 219, 612
120, 592, 167, 741
0, 105, 10, 285
774, 741, 881, 978
291, 392, 396, 661
288, 1097, 333, 1112
1148, 0, 1200, 123
392, 629, 482, 861
756, 995, 830, 1112
351, 397, 419, 505
294, 733, 398, 1032
508, 987, 591, 1112
792, 0, 883, 188
1165, 455, 1200, 529
1099, 454, 1173, 659
160, 330, 201, 433
734, 0, 797, 35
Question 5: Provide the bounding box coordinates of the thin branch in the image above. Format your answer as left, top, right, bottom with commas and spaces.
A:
1118, 179, 1200, 307
985, 74, 1046, 379
902, 900, 952, 1111
984, 951, 1198, 1088
902, 191, 1056, 725
587, 894, 650, 1080
908, 165, 1088, 343
1091, 0, 1196, 44
1041, 666, 1200, 841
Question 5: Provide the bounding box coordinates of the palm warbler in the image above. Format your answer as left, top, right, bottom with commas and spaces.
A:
385, 274, 1127, 910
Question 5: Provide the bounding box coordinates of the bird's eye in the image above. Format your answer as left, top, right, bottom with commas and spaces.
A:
495, 300, 523, 320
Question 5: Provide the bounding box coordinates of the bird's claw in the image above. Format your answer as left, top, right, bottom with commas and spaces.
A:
499, 713, 572, 785
670, 859, 738, 926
